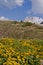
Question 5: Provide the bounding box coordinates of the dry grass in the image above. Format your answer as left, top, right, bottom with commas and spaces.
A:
0, 20, 43, 39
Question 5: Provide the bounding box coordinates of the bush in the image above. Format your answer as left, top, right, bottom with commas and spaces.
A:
20, 20, 23, 23
22, 22, 32, 27
11, 21, 17, 24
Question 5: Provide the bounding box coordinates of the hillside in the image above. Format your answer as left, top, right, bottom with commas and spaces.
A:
0, 21, 43, 65
0, 20, 43, 39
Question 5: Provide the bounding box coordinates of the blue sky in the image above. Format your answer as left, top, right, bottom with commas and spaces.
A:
0, 0, 43, 20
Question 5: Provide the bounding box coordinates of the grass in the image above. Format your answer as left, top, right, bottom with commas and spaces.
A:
0, 20, 43, 39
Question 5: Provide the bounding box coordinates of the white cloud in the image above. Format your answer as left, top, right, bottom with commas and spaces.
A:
32, 0, 43, 14
15, 0, 24, 6
24, 16, 43, 24
4, 0, 8, 3
0, 0, 24, 8
0, 16, 9, 20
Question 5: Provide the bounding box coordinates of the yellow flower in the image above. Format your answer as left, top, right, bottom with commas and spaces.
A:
36, 55, 39, 58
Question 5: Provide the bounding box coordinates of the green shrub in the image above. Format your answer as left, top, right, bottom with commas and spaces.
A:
37, 26, 43, 29
20, 20, 23, 23
22, 22, 32, 27
11, 21, 17, 24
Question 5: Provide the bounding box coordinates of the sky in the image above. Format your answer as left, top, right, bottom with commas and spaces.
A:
0, 0, 43, 20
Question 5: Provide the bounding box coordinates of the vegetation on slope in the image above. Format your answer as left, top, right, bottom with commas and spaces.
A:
0, 21, 43, 39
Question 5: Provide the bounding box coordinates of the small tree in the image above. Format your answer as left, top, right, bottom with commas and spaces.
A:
20, 20, 23, 23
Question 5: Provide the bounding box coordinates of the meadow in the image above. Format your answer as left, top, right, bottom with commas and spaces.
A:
0, 38, 43, 65
0, 21, 43, 39
0, 21, 43, 65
